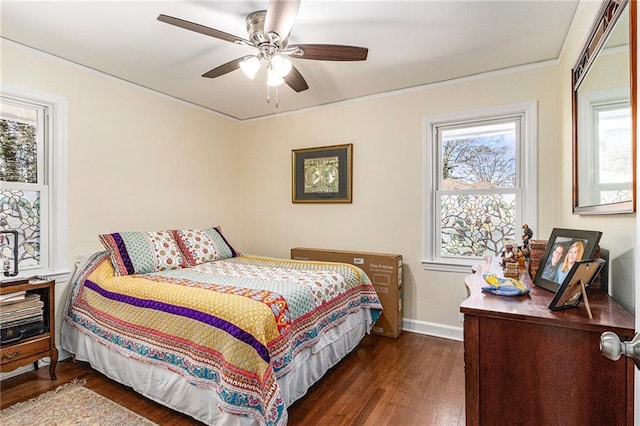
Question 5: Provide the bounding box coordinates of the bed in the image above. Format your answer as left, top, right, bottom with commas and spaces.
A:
60, 228, 382, 425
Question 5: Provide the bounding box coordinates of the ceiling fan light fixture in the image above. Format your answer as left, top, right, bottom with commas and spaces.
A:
159, 1, 368, 105
239, 55, 262, 79
271, 54, 292, 77
267, 67, 285, 87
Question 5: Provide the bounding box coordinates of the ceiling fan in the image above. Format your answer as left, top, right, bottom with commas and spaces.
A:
157, 0, 368, 94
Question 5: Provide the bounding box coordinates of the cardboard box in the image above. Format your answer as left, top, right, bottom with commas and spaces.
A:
291, 247, 403, 338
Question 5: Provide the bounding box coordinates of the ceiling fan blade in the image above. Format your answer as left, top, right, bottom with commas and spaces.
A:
264, 0, 301, 43
291, 44, 368, 61
157, 14, 250, 45
284, 65, 309, 92
202, 57, 244, 79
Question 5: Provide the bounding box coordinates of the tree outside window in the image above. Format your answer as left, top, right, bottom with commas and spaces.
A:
424, 102, 536, 272
0, 103, 43, 271
438, 122, 517, 258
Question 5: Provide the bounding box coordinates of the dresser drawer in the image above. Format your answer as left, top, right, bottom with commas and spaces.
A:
1, 335, 50, 365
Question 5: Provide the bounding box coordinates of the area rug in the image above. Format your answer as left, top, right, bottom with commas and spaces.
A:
0, 379, 158, 425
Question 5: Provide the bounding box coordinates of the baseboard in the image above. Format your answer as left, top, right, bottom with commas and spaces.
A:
401, 318, 463, 341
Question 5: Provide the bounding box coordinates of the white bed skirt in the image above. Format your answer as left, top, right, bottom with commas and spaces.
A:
61, 308, 372, 425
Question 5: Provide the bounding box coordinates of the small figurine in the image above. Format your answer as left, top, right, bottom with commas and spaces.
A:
516, 246, 526, 267
501, 244, 516, 267
521, 224, 533, 248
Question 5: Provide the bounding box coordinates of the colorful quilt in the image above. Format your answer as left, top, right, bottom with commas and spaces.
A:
64, 252, 382, 426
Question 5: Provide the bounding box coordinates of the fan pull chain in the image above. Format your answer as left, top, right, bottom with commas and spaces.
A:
265, 85, 280, 108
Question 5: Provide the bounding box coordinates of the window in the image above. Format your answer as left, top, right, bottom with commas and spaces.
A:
578, 87, 632, 205
0, 83, 68, 279
423, 102, 537, 272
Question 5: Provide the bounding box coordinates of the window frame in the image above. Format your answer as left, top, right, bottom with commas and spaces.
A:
422, 101, 538, 273
0, 82, 69, 281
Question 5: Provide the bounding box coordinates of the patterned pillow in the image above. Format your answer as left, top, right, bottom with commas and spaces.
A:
99, 230, 187, 276
172, 227, 241, 266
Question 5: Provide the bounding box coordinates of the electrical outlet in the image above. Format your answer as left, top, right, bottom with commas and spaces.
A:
3, 260, 10, 272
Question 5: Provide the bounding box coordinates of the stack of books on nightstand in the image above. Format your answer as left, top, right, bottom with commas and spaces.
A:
0, 291, 45, 343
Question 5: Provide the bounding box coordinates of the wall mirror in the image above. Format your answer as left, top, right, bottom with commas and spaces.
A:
572, 0, 637, 214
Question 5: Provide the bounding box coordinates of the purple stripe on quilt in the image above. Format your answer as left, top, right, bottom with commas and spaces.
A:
112, 233, 134, 275
84, 279, 270, 363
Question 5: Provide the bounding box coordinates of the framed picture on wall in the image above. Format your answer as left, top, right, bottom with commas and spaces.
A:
292, 143, 353, 203
533, 228, 602, 292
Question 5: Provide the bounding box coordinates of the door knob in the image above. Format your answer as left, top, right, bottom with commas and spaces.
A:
600, 331, 640, 369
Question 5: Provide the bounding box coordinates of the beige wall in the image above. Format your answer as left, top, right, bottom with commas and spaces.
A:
238, 64, 564, 333
0, 0, 636, 344
1, 42, 244, 339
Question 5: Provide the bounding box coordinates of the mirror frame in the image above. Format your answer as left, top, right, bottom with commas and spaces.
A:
572, 0, 637, 214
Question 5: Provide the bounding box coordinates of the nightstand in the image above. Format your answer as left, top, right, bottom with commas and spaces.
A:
1, 279, 58, 379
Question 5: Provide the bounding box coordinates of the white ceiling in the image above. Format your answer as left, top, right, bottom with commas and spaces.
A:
1, 1, 580, 121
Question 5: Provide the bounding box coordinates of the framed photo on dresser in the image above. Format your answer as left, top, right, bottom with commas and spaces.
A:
548, 258, 606, 311
533, 228, 602, 292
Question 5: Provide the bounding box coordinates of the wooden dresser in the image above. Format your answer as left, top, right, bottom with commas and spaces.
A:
1, 279, 58, 379
460, 260, 635, 425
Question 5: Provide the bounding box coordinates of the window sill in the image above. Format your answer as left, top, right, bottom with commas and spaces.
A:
421, 259, 476, 274
41, 270, 72, 283
6, 270, 71, 284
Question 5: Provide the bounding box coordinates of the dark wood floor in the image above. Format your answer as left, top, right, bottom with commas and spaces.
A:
1, 332, 465, 425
